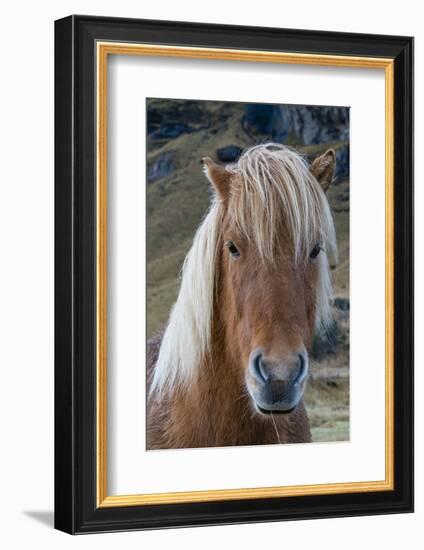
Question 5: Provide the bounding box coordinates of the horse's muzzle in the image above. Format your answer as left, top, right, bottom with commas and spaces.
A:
247, 349, 308, 414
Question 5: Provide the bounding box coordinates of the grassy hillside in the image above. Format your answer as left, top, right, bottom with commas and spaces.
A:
146, 99, 349, 443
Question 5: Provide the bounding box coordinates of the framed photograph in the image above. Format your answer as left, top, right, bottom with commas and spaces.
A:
54, 15, 413, 534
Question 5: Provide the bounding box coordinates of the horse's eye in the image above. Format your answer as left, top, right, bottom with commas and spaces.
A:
226, 241, 240, 258
309, 243, 321, 260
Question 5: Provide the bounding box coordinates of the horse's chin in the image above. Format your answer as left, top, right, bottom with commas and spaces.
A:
248, 385, 304, 417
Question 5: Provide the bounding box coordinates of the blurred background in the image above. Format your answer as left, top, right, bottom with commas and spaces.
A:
146, 98, 350, 442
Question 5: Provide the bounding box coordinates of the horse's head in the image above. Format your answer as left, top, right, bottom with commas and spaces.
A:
203, 144, 337, 416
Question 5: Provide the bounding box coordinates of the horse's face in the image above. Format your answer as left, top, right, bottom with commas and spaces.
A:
218, 216, 318, 415
203, 149, 335, 416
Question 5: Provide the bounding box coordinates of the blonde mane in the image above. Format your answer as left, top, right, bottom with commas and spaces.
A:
150, 143, 337, 395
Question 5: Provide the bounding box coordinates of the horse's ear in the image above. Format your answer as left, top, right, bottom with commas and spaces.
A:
202, 157, 231, 201
310, 149, 336, 192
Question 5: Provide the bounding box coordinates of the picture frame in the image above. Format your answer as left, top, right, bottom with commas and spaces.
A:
54, 15, 413, 534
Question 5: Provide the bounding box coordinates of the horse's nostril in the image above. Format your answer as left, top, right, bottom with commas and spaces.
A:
253, 353, 269, 382
294, 353, 307, 384
298, 354, 304, 370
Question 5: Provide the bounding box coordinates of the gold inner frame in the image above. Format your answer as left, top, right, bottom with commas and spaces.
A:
96, 42, 395, 508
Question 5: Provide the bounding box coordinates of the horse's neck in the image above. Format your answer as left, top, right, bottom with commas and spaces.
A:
148, 328, 309, 448
167, 323, 290, 448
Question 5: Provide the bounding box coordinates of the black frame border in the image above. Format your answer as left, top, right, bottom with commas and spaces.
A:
54, 15, 414, 534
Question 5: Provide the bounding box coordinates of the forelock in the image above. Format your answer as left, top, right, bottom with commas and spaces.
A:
226, 143, 336, 264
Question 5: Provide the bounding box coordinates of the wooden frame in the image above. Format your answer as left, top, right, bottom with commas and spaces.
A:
55, 15, 413, 533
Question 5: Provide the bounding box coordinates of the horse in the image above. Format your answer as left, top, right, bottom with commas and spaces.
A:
147, 143, 337, 449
